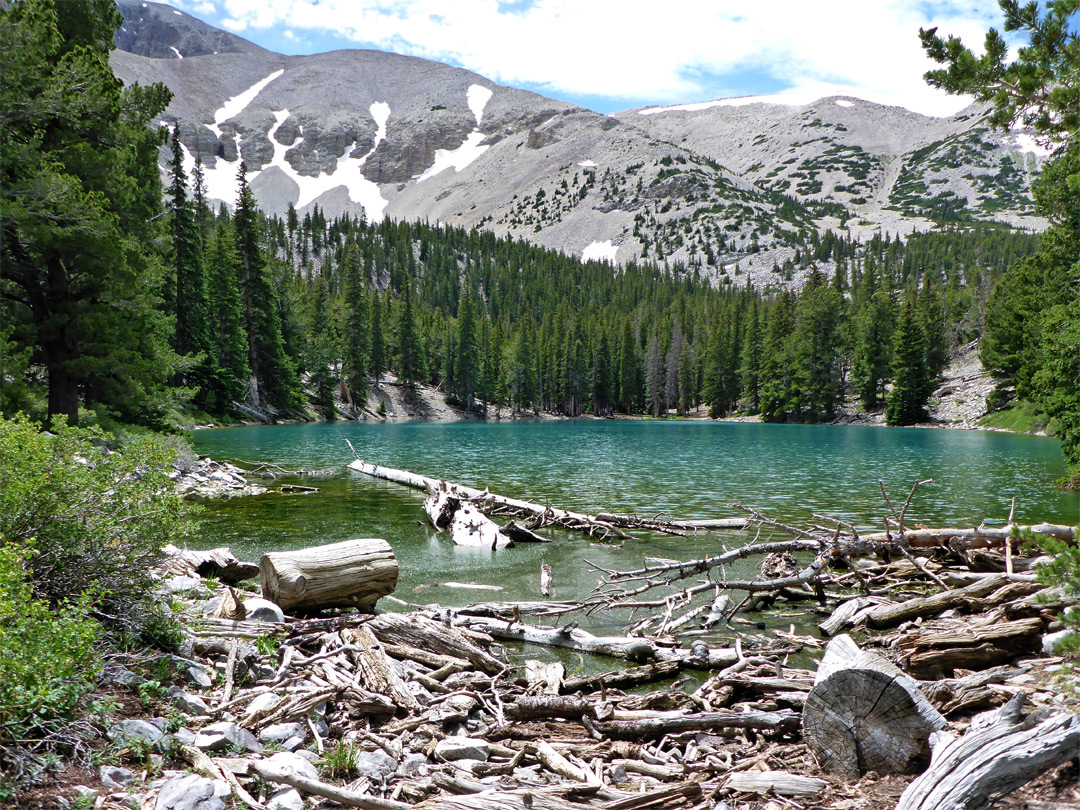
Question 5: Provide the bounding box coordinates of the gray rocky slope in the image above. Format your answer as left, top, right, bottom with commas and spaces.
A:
113, 1, 1050, 284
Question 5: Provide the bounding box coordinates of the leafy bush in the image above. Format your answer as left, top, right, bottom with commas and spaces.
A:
0, 414, 191, 637
0, 546, 100, 745
0, 414, 193, 771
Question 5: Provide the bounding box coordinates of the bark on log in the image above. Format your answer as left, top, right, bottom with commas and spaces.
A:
260, 538, 398, 612
722, 771, 828, 797
561, 661, 681, 693
803, 634, 947, 779
250, 759, 409, 810
450, 503, 513, 549
895, 694, 1080, 810
340, 625, 421, 713
864, 575, 1008, 629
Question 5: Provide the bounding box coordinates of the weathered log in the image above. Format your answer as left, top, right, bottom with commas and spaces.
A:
897, 616, 1044, 678
863, 575, 1008, 629
250, 759, 409, 810
722, 771, 828, 797
803, 634, 946, 779
163, 544, 260, 583
367, 612, 504, 674
590, 709, 799, 740
340, 625, 421, 713
347, 457, 748, 537
259, 538, 398, 612
896, 693, 1080, 810
856, 523, 1074, 551
448, 614, 739, 669
450, 502, 513, 549
561, 661, 681, 694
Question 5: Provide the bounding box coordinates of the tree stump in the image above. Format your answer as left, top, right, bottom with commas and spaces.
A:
259, 538, 397, 612
802, 634, 946, 779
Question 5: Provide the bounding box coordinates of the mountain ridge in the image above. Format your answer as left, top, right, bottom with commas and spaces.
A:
112, 0, 1049, 284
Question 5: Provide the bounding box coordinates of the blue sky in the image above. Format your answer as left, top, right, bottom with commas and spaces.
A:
167, 0, 1019, 116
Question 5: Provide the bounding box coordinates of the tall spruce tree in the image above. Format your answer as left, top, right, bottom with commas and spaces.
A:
342, 241, 370, 407
454, 279, 479, 412
395, 280, 424, 394
1, 0, 177, 425
234, 163, 299, 410
886, 296, 932, 426
852, 291, 896, 411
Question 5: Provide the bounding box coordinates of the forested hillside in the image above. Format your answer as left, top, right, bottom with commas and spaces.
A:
0, 0, 1075, 481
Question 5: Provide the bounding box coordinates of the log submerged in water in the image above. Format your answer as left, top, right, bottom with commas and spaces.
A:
260, 538, 398, 612
347, 457, 749, 538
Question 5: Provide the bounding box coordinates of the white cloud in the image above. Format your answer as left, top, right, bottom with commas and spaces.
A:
208, 0, 1008, 115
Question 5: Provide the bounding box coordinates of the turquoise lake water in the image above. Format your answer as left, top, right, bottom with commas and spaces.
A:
190, 419, 1078, 632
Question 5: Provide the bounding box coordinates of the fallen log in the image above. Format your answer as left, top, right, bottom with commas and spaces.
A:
260, 538, 398, 613
589, 709, 799, 740
561, 661, 681, 693
895, 693, 1080, 810
864, 575, 1033, 630
722, 771, 828, 797
367, 612, 504, 674
448, 614, 739, 669
802, 634, 946, 779
347, 457, 748, 538
250, 759, 409, 810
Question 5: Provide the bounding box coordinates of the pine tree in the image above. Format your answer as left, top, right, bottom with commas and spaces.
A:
396, 280, 424, 394
886, 296, 932, 426
759, 291, 798, 422
203, 215, 250, 411
852, 291, 896, 411
792, 272, 845, 422
738, 303, 764, 413
591, 328, 614, 413
645, 329, 664, 417
342, 241, 369, 407
618, 319, 640, 413
370, 288, 385, 384
0, 0, 177, 425
454, 280, 479, 412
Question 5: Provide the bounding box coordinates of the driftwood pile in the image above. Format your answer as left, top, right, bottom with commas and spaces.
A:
130, 465, 1080, 810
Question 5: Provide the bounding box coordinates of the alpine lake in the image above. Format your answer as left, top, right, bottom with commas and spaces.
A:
190, 419, 1079, 670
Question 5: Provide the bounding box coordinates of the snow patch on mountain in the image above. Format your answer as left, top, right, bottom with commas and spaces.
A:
183, 101, 391, 220
170, 46, 183, 59
582, 240, 618, 263
416, 84, 493, 182
467, 84, 493, 127
207, 69, 284, 138
835, 99, 853, 107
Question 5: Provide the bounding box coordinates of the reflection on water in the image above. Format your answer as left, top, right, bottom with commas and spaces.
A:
191, 419, 1077, 630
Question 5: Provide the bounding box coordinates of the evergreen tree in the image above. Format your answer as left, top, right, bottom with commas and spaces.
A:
645, 329, 664, 417
738, 302, 764, 413
618, 319, 640, 413
591, 328, 614, 413
342, 241, 370, 407
792, 272, 845, 422
852, 291, 896, 411
370, 288, 385, 384
395, 281, 424, 394
886, 296, 932, 426
203, 215, 250, 411
234, 163, 300, 410
0, 0, 177, 425
454, 280, 479, 412
759, 291, 798, 422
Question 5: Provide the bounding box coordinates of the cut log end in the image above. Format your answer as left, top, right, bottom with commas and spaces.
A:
803, 635, 946, 779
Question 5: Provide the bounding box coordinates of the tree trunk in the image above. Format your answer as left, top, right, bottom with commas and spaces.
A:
896, 694, 1080, 810
259, 538, 397, 612
802, 634, 946, 779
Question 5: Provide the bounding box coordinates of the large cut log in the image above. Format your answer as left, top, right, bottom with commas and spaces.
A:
896, 693, 1080, 810
803, 634, 947, 779
259, 538, 398, 612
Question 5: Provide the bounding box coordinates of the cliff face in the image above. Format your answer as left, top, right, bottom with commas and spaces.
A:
112, 1, 1048, 279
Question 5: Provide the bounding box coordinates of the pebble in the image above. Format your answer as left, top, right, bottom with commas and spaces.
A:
433, 736, 491, 762
243, 597, 286, 623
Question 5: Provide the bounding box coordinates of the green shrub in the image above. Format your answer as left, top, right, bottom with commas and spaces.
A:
0, 414, 192, 636
0, 414, 194, 773
1036, 532, 1080, 656
0, 545, 100, 742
